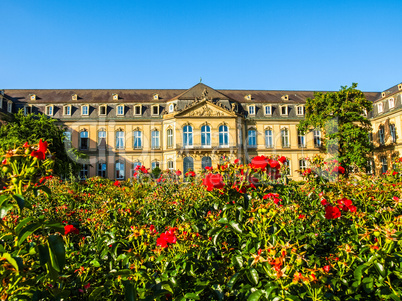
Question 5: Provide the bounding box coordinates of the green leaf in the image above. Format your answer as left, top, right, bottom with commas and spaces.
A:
38, 244, 50, 266
13, 194, 25, 211
213, 230, 223, 246
354, 264, 369, 283
248, 290, 264, 301
48, 235, 65, 272
3, 253, 19, 272
90, 259, 101, 267
184, 293, 200, 300
89, 287, 106, 301
374, 262, 386, 277
362, 276, 374, 294
218, 217, 228, 224
248, 268, 259, 286
18, 222, 43, 245
0, 195, 8, 207
123, 280, 136, 301
0, 204, 13, 219
229, 221, 243, 234
227, 272, 241, 289
37, 185, 51, 197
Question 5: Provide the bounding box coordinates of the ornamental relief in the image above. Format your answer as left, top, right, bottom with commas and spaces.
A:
185, 104, 225, 117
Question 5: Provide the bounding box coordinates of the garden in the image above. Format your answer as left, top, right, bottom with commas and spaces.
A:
1, 140, 402, 300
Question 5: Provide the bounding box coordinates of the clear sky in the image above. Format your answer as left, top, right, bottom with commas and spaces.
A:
1, 0, 401, 92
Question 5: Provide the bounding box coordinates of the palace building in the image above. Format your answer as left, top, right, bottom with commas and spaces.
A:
0, 82, 401, 179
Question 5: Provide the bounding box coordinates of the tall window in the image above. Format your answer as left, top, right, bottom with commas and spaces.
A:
265, 129, 273, 148
167, 129, 173, 148
379, 126, 385, 145
299, 159, 307, 170
390, 124, 397, 143
80, 131, 89, 150
167, 161, 174, 170
79, 164, 88, 180
152, 130, 160, 149
219, 125, 229, 147
297, 106, 304, 116
132, 162, 141, 176
201, 125, 211, 147
283, 160, 290, 175
152, 161, 159, 170
183, 157, 194, 176
314, 129, 321, 147
116, 161, 125, 179
381, 157, 388, 174
183, 125, 193, 147
281, 128, 289, 148
63, 131, 72, 143
116, 131, 125, 149
248, 129, 256, 147
389, 98, 395, 109
378, 103, 383, 114
97, 162, 107, 177
298, 131, 306, 148
98, 130, 106, 149
202, 156, 212, 169
367, 159, 374, 175
133, 131, 142, 149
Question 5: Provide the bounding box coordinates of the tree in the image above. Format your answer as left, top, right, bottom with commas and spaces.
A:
298, 83, 373, 172
0, 110, 86, 177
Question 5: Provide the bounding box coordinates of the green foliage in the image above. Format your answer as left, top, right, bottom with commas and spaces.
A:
0, 110, 85, 177
298, 83, 373, 171
151, 166, 162, 179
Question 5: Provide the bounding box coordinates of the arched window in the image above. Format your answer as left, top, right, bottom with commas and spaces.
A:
219, 125, 229, 147
281, 128, 289, 148
265, 129, 273, 148
167, 129, 173, 148
248, 129, 256, 147
183, 125, 193, 147
183, 157, 194, 175
167, 160, 174, 170
80, 130, 89, 150
151, 130, 160, 149
116, 131, 125, 149
201, 125, 211, 147
133, 130, 142, 149
116, 160, 125, 179
202, 156, 212, 170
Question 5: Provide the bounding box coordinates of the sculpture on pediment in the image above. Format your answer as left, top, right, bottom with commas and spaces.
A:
187, 104, 223, 117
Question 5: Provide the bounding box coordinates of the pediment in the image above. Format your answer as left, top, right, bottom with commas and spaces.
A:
175, 100, 236, 118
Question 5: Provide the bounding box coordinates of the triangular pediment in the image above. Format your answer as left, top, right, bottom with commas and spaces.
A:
171, 83, 231, 101
175, 100, 236, 118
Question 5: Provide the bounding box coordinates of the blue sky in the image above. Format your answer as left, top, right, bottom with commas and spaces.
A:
1, 0, 401, 91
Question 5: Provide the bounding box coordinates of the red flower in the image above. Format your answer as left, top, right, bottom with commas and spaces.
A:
175, 170, 182, 176
321, 199, 328, 206
114, 180, 120, 187
64, 224, 79, 235
150, 225, 155, 233
203, 174, 225, 191
392, 171, 398, 176
298, 214, 305, 219
234, 159, 240, 164
269, 160, 280, 170
251, 156, 269, 169
83, 283, 91, 290
325, 205, 341, 219
23, 141, 29, 148
2, 159, 6, 165
278, 156, 287, 164
323, 265, 331, 273
140, 166, 148, 174
332, 166, 345, 174
156, 229, 177, 248
31, 139, 48, 160
185, 171, 195, 177
302, 168, 312, 176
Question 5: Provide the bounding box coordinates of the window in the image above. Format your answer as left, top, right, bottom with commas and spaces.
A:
8, 102, 13, 113
116, 161, 125, 179
381, 157, 388, 174
238, 127, 243, 147
116, 131, 125, 149
390, 124, 397, 143
248, 129, 256, 147
389, 98, 395, 109
167, 161, 174, 170
117, 105, 124, 116
81, 105, 89, 116
99, 105, 107, 115
183, 157, 194, 176
98, 130, 106, 149
79, 164, 88, 180
134, 105, 142, 116
63, 131, 71, 142
183, 125, 193, 147
202, 157, 212, 169
132, 162, 141, 176
265, 129, 273, 148
281, 128, 289, 148
248, 105, 255, 115
133, 131, 142, 149
0, 98, 2, 109
299, 159, 307, 170
219, 125, 229, 147
264, 105, 272, 115
367, 159, 374, 175
298, 131, 306, 148
378, 103, 383, 114
314, 129, 321, 147
152, 130, 160, 149
201, 125, 211, 147
169, 104, 174, 113
80, 131, 89, 150
63, 105, 71, 116
368, 132, 373, 144
24, 106, 32, 115
151, 161, 160, 170
167, 129, 173, 148
152, 105, 159, 115
379, 126, 385, 145
296, 106, 304, 116
283, 160, 290, 175
97, 162, 107, 177
45, 105, 53, 116
280, 105, 288, 116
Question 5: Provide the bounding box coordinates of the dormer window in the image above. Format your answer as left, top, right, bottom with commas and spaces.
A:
24, 105, 32, 115
280, 105, 288, 116
282, 95, 289, 101
30, 94, 36, 101
248, 105, 255, 115
99, 105, 107, 116
169, 103, 174, 113
296, 105, 304, 116
116, 105, 124, 116
264, 105, 272, 115
45, 105, 53, 116
245, 94, 252, 101
81, 105, 89, 116
63, 105, 71, 116
134, 105, 142, 116
381, 92, 386, 98
398, 84, 402, 91
7, 102, 13, 113
389, 98, 395, 109
72, 94, 77, 101
378, 102, 383, 114
152, 105, 159, 116
153, 94, 159, 100
112, 93, 118, 101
